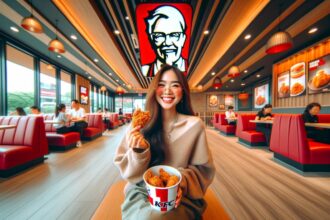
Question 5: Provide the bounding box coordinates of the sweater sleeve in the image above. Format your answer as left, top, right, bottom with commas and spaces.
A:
113, 128, 151, 184
178, 120, 216, 199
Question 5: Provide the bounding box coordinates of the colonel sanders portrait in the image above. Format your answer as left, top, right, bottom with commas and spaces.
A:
142, 5, 188, 77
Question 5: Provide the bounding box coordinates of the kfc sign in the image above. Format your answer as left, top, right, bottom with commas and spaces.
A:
136, 3, 192, 77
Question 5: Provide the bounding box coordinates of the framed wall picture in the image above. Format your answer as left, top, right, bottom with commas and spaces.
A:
254, 84, 269, 108
277, 71, 290, 98
308, 54, 330, 94
208, 95, 218, 107
290, 62, 306, 97
80, 86, 89, 105
224, 95, 234, 107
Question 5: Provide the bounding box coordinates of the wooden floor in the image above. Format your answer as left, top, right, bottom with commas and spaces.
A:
0, 125, 330, 220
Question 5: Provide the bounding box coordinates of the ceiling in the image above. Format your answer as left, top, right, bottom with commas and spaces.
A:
0, 0, 329, 93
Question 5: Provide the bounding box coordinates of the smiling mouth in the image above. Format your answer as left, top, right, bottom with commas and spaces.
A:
161, 96, 175, 104
161, 48, 177, 54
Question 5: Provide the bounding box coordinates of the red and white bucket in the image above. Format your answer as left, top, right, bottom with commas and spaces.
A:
143, 165, 182, 212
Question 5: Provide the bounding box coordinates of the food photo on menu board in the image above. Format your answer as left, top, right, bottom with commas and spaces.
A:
308, 54, 330, 94
290, 62, 306, 97
277, 71, 290, 98
80, 86, 89, 105
254, 84, 269, 108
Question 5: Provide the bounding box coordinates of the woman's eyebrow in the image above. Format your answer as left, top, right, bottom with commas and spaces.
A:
159, 80, 180, 83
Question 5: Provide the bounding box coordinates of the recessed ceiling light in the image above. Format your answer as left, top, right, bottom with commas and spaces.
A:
10, 26, 19, 32
114, 30, 120, 35
241, 83, 245, 86
244, 70, 248, 73
211, 72, 215, 76
123, 83, 126, 86
244, 34, 251, 40
88, 76, 92, 79
116, 79, 119, 82
94, 58, 99, 62
109, 72, 112, 76
125, 16, 129, 20
308, 27, 318, 34
70, 34, 77, 40
204, 30, 209, 35
57, 55, 61, 58
230, 79, 234, 82
256, 74, 261, 78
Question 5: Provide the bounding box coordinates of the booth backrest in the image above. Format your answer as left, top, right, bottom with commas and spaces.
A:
318, 114, 330, 123
0, 116, 48, 155
219, 114, 229, 125
43, 114, 56, 132
270, 115, 309, 163
213, 113, 220, 124
86, 114, 103, 129
237, 114, 256, 132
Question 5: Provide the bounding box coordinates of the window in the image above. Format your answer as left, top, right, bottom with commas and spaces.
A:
123, 96, 133, 113
93, 86, 97, 112
60, 70, 72, 110
40, 61, 57, 113
6, 45, 35, 115
133, 95, 146, 111
115, 96, 123, 113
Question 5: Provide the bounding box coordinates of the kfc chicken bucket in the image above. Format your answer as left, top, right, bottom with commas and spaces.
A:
143, 165, 182, 212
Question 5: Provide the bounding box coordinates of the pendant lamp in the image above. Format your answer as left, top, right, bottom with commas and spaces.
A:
21, 1, 43, 33
48, 20, 66, 53
213, 77, 222, 89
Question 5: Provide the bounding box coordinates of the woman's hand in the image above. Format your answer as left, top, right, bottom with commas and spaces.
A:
175, 187, 182, 208
127, 126, 149, 150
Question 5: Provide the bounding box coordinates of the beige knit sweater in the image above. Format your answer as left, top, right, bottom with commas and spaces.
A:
114, 114, 215, 199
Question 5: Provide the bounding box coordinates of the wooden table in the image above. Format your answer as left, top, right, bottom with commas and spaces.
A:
0, 125, 16, 130
249, 120, 273, 124
305, 123, 330, 129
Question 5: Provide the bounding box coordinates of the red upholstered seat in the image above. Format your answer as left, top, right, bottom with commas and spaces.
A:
213, 113, 220, 128
84, 114, 103, 140
236, 114, 266, 146
218, 114, 236, 135
43, 114, 80, 150
318, 114, 330, 123
270, 115, 330, 172
0, 116, 48, 177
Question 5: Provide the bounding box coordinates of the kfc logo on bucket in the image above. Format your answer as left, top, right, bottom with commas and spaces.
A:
143, 165, 182, 212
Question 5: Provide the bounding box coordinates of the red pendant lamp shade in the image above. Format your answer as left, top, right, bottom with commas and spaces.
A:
228, 66, 240, 78
21, 15, 44, 33
266, 31, 293, 54
116, 86, 124, 95
213, 77, 222, 89
238, 93, 249, 100
48, 38, 66, 53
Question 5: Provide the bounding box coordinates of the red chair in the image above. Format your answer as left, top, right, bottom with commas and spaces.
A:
84, 114, 103, 140
43, 114, 80, 151
318, 114, 330, 123
218, 114, 236, 135
270, 115, 330, 172
0, 116, 48, 177
236, 114, 266, 146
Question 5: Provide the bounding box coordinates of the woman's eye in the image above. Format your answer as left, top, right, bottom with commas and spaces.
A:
172, 84, 180, 88
158, 83, 165, 87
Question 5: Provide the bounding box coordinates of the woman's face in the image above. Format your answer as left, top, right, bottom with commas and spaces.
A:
156, 70, 183, 111
309, 106, 320, 116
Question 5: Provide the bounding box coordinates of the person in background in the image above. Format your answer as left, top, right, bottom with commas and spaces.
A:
69, 99, 88, 141
30, 106, 42, 115
114, 64, 215, 219
103, 108, 111, 132
97, 107, 102, 113
10, 107, 27, 116
255, 104, 273, 147
119, 108, 123, 115
55, 103, 82, 147
225, 105, 236, 125
302, 102, 329, 144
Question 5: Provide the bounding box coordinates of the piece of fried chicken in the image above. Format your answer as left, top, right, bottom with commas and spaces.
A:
132, 109, 151, 128
166, 175, 179, 187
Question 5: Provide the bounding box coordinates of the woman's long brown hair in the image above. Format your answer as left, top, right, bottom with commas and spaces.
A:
142, 64, 194, 166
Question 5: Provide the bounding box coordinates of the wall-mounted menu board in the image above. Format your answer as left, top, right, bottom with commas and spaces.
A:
308, 54, 330, 94
224, 95, 234, 106
254, 83, 269, 108
277, 71, 290, 98
290, 62, 306, 97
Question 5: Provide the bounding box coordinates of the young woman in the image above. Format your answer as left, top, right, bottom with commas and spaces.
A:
255, 104, 273, 146
114, 65, 215, 220
302, 102, 329, 144
12, 107, 27, 116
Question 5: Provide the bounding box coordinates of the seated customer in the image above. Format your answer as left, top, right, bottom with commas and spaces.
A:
55, 104, 82, 147
69, 99, 88, 140
255, 104, 273, 146
302, 102, 329, 144
10, 107, 27, 116
30, 106, 42, 115
225, 106, 236, 125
